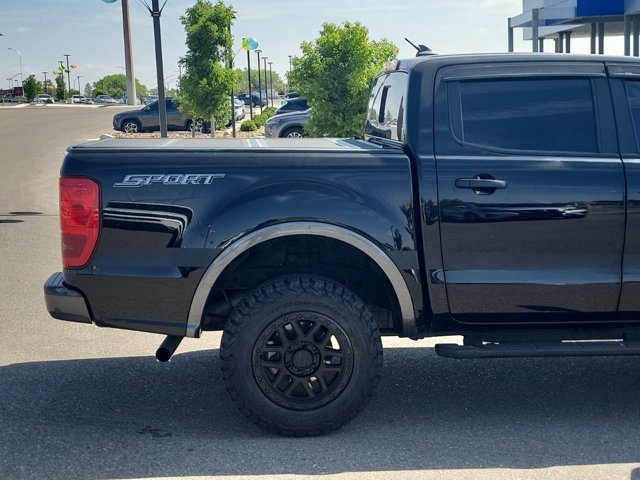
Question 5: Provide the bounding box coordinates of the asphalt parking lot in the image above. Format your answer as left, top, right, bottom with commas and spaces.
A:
1, 105, 640, 480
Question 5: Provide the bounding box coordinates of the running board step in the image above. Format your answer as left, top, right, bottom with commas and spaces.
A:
435, 341, 640, 359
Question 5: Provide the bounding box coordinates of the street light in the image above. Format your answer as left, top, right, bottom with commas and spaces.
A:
42, 71, 48, 95
255, 49, 262, 114
268, 61, 273, 108
64, 54, 72, 101
288, 55, 292, 92
76, 75, 84, 95
8, 47, 23, 87
262, 56, 268, 106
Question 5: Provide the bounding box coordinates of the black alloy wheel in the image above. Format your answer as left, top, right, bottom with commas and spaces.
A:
251, 310, 354, 411
220, 274, 383, 436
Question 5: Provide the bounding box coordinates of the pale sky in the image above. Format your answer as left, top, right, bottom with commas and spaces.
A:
0, 0, 628, 92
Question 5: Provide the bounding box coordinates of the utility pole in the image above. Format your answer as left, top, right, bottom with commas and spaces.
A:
64, 54, 72, 101
268, 61, 273, 108
121, 0, 136, 104
262, 56, 268, 107
288, 55, 292, 92
256, 49, 262, 114
42, 71, 48, 95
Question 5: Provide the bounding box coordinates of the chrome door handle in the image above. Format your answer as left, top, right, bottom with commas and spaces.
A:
455, 178, 507, 190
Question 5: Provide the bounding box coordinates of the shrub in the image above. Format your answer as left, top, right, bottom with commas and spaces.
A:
240, 119, 258, 131
263, 106, 277, 117
253, 113, 268, 127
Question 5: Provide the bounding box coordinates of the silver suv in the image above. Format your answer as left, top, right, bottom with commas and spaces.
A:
264, 109, 310, 138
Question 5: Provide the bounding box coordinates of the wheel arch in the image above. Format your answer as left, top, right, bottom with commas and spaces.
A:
279, 124, 304, 138
186, 221, 415, 338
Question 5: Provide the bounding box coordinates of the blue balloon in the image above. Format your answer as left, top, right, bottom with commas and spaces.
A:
242, 37, 259, 51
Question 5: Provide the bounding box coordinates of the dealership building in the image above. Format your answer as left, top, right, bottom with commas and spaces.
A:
509, 0, 640, 55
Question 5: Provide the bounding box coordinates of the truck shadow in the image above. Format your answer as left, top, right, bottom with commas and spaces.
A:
2, 347, 639, 479
0, 212, 43, 224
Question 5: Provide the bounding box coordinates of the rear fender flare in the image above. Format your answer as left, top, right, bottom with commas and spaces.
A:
186, 221, 415, 337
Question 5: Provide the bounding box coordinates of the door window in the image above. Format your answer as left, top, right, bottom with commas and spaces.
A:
450, 78, 598, 154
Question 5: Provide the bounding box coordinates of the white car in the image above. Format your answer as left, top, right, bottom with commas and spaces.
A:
234, 98, 245, 120
95, 95, 118, 104
72, 95, 86, 104
34, 94, 54, 104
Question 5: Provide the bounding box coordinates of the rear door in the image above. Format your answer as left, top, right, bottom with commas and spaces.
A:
434, 61, 625, 324
166, 99, 183, 129
609, 64, 640, 320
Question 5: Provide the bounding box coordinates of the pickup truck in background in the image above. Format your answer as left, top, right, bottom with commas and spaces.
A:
45, 52, 640, 436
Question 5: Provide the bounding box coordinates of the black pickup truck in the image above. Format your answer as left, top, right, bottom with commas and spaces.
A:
45, 52, 640, 435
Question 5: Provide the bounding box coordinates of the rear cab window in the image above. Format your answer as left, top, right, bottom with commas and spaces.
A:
435, 61, 616, 156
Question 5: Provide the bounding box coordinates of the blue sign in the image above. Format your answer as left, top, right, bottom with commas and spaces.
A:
576, 0, 624, 16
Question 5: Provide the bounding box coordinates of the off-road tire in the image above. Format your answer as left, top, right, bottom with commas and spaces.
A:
220, 274, 383, 436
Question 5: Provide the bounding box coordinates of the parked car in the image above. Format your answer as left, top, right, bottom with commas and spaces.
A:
3, 93, 27, 103
72, 95, 86, 104
234, 98, 246, 121
34, 94, 54, 104
95, 95, 118, 104
112, 98, 208, 133
142, 95, 158, 105
283, 92, 300, 100
264, 108, 309, 138
275, 96, 309, 115
237, 92, 266, 108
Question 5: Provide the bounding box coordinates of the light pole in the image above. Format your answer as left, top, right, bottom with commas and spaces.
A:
42, 71, 48, 95
151, 0, 168, 137
76, 75, 84, 95
64, 54, 72, 101
288, 55, 292, 92
262, 56, 268, 106
246, 47, 253, 119
7, 47, 23, 87
255, 49, 262, 114
268, 61, 273, 108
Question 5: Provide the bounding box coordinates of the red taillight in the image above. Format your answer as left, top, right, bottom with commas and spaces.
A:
59, 177, 100, 268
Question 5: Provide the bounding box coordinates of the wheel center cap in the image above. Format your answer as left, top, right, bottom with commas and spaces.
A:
284, 341, 321, 376
292, 349, 313, 369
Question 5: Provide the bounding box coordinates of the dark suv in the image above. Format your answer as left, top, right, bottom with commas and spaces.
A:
237, 93, 266, 108
275, 97, 308, 115
112, 98, 207, 133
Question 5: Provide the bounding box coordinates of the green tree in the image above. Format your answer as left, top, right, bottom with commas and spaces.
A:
234, 68, 285, 95
55, 75, 65, 100
178, 0, 236, 137
84, 83, 93, 98
93, 74, 148, 100
22, 74, 41, 101
290, 21, 398, 137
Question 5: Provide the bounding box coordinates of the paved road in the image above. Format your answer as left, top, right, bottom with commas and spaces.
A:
1, 106, 640, 480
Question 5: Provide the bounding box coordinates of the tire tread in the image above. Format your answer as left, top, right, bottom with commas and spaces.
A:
220, 274, 382, 436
